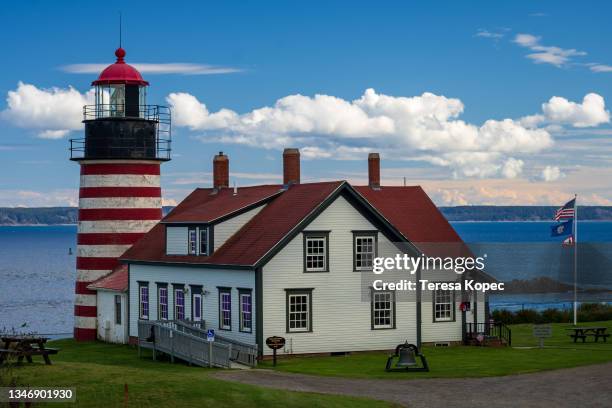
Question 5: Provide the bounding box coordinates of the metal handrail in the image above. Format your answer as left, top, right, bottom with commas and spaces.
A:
70, 104, 171, 161
138, 320, 233, 368
464, 322, 512, 346
173, 320, 258, 367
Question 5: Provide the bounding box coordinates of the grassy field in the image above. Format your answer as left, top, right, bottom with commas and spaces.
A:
4, 340, 395, 408
259, 321, 612, 379
4, 321, 611, 406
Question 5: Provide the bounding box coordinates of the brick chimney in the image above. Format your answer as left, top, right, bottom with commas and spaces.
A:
368, 153, 380, 189
213, 152, 229, 189
283, 148, 300, 185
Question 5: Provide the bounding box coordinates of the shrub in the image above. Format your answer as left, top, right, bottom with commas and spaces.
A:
492, 303, 612, 324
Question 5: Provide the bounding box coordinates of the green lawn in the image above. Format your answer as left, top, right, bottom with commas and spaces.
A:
259, 321, 612, 379
5, 340, 395, 408
5, 321, 612, 406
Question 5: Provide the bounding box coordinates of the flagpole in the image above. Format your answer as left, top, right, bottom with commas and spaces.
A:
573, 194, 578, 325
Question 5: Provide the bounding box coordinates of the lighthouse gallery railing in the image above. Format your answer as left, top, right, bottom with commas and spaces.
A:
70, 104, 171, 161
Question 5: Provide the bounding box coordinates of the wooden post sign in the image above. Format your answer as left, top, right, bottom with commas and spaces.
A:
533, 324, 552, 348
266, 336, 285, 366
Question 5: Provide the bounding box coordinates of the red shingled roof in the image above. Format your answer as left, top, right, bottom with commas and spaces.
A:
163, 185, 282, 223
210, 181, 343, 265
121, 181, 469, 267
354, 186, 470, 258
121, 181, 343, 266
88, 265, 128, 292
354, 186, 462, 243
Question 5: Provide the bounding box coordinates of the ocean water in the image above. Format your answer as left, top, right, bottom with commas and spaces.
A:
0, 226, 76, 336
0, 222, 611, 335
453, 221, 612, 311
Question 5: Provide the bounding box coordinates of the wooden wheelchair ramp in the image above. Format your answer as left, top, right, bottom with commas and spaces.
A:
137, 320, 257, 368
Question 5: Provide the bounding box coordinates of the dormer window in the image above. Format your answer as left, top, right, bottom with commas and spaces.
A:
200, 228, 209, 256
166, 225, 212, 256
188, 227, 198, 255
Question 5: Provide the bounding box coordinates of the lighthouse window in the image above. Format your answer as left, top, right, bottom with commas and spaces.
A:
109, 85, 125, 117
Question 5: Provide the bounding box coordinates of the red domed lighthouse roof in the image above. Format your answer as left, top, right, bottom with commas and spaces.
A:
92, 48, 149, 86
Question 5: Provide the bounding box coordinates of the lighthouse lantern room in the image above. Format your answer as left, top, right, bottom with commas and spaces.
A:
70, 47, 171, 341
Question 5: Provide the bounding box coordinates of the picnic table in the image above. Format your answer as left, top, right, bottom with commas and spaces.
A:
0, 336, 59, 365
566, 327, 610, 343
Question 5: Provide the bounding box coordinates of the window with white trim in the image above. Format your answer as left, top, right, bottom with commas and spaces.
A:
175, 288, 185, 320
434, 289, 454, 322
355, 234, 376, 270
139, 284, 149, 319
287, 291, 311, 332
372, 291, 394, 329
219, 289, 232, 330
239, 291, 252, 333
158, 286, 168, 320
304, 233, 328, 272
188, 227, 197, 255
193, 293, 202, 322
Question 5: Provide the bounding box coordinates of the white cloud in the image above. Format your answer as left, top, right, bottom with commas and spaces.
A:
168, 88, 557, 178
475, 29, 505, 40
501, 158, 524, 179
513, 33, 586, 67
541, 93, 609, 127
61, 63, 242, 75
414, 153, 524, 179
0, 189, 77, 207
541, 165, 565, 181
1, 82, 93, 138
167, 171, 281, 186
520, 93, 610, 128
39, 130, 70, 139
589, 64, 612, 73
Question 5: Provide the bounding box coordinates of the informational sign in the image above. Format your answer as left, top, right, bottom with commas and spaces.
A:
266, 336, 286, 350
533, 325, 552, 338
207, 329, 215, 342
266, 336, 286, 366
533, 324, 552, 348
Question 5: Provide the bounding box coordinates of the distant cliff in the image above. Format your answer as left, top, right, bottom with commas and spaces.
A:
0, 207, 175, 225
1, 206, 611, 225
0, 207, 78, 225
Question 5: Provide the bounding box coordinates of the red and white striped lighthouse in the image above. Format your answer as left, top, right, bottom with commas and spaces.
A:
70, 47, 171, 341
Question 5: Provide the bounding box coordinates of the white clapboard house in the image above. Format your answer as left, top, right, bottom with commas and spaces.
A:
93, 149, 495, 355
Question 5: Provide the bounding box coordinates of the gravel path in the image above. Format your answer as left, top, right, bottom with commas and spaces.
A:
212, 363, 612, 408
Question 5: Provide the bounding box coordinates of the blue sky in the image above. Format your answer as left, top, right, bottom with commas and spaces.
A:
1, 0, 611, 206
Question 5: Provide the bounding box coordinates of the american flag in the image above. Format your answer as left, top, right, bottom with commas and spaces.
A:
554, 198, 576, 221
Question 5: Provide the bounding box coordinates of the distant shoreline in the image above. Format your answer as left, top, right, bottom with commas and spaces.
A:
2, 205, 612, 225
0, 223, 77, 226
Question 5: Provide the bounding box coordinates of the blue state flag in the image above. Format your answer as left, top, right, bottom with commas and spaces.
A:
551, 219, 573, 237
